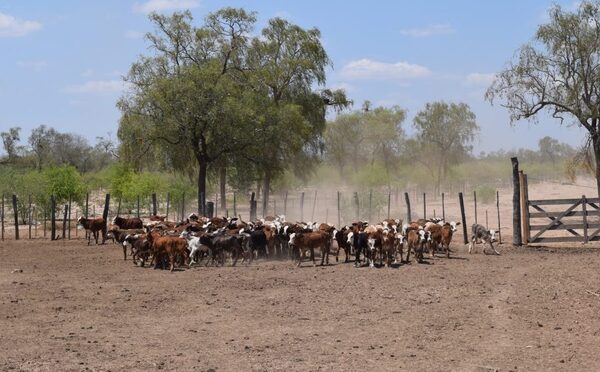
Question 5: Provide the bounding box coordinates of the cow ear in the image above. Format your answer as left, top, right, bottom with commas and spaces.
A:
456, 222, 461, 226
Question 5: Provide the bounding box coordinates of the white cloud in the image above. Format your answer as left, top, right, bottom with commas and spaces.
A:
17, 60, 47, 72
133, 0, 200, 14
0, 12, 42, 37
125, 30, 145, 40
399, 24, 455, 38
465, 73, 496, 86
330, 82, 356, 93
65, 80, 131, 94
341, 59, 431, 80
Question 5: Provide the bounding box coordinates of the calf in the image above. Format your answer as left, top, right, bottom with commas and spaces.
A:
468, 224, 499, 255
440, 224, 455, 258
77, 217, 106, 245
112, 216, 143, 230
406, 229, 429, 263
426, 224, 443, 258
107, 227, 145, 260
147, 231, 189, 272
289, 231, 330, 267
123, 234, 151, 266
348, 231, 370, 268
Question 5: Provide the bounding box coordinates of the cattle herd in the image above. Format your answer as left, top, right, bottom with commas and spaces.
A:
75, 213, 499, 272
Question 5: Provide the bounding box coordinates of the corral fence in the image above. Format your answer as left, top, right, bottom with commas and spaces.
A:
512, 156, 600, 245
1, 184, 507, 245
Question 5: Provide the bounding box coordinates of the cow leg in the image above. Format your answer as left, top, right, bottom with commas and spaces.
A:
123, 244, 127, 261
490, 241, 500, 255
354, 246, 361, 267
169, 253, 175, 272
429, 242, 435, 258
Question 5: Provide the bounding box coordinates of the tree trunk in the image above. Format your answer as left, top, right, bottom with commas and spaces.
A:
197, 159, 207, 215
219, 166, 226, 210
594, 135, 600, 198
262, 168, 271, 218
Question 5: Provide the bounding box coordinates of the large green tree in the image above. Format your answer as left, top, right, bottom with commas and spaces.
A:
486, 1, 600, 196
118, 9, 257, 214
412, 101, 479, 192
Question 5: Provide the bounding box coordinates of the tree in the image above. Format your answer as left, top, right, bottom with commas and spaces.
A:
118, 9, 257, 214
245, 17, 349, 215
1, 127, 22, 162
28, 125, 56, 171
412, 101, 479, 192
486, 1, 600, 196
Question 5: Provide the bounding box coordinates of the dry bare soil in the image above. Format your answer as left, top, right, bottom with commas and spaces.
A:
3, 237, 600, 372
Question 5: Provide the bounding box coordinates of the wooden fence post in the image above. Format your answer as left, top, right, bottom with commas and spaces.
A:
152, 193, 157, 216
354, 192, 359, 221
497, 190, 502, 244
1, 193, 4, 241
51, 195, 56, 241
43, 208, 47, 238
62, 204, 68, 240
311, 190, 318, 222
387, 192, 391, 219
423, 192, 426, 220
337, 191, 341, 227
474, 190, 478, 225
459, 192, 468, 244
181, 192, 186, 221
485, 209, 489, 230
519, 172, 530, 244
300, 192, 305, 221
511, 157, 522, 246
283, 191, 288, 217
233, 192, 237, 217
102, 194, 110, 244
368, 190, 373, 222
12, 194, 19, 240
583, 195, 589, 244
404, 192, 412, 222
136, 195, 140, 218
116, 197, 122, 217
166, 192, 170, 221
250, 192, 256, 221
28, 194, 32, 239
85, 193, 89, 218
442, 192, 445, 222
67, 196, 72, 240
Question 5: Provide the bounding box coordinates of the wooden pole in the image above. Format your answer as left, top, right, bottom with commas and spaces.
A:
116, 197, 122, 217
51, 195, 56, 241
283, 191, 288, 217
583, 195, 589, 244
85, 193, 89, 218
354, 192, 359, 221
474, 190, 478, 225
62, 204, 68, 240
337, 191, 341, 227
250, 192, 256, 221
1, 193, 4, 241
511, 157, 522, 246
12, 194, 19, 240
485, 209, 489, 229
442, 192, 445, 222
311, 190, 318, 222
102, 194, 110, 244
497, 190, 502, 244
181, 192, 185, 221
368, 190, 372, 222
404, 192, 412, 222
43, 207, 47, 238
74, 210, 77, 238
387, 192, 391, 219
166, 192, 170, 221
34, 206, 37, 237
28, 194, 32, 239
423, 192, 426, 220
136, 195, 140, 218
458, 192, 468, 244
300, 192, 305, 222
152, 193, 157, 216
233, 192, 237, 217
67, 196, 72, 240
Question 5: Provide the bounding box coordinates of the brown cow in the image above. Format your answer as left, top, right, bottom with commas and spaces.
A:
440, 224, 454, 258
77, 217, 106, 245
290, 230, 331, 267
426, 224, 443, 258
146, 231, 188, 272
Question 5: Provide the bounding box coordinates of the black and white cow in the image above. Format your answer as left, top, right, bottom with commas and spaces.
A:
468, 224, 499, 255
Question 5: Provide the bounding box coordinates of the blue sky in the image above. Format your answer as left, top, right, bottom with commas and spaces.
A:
0, 0, 588, 155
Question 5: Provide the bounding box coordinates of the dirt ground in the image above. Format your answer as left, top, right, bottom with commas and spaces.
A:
2, 235, 600, 372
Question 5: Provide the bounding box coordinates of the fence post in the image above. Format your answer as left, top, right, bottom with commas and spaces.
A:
404, 192, 412, 223
423, 192, 426, 220
137, 195, 140, 218
368, 190, 373, 222
311, 190, 318, 222
233, 192, 237, 217
497, 190, 502, 244
51, 195, 56, 240
474, 190, 478, 225
62, 204, 68, 240
116, 197, 122, 217
459, 192, 468, 244
387, 192, 391, 219
28, 194, 32, 239
102, 194, 110, 244
85, 193, 89, 218
300, 192, 305, 222
1, 193, 4, 241
166, 192, 170, 221
485, 209, 489, 230
68, 196, 72, 240
250, 192, 256, 221
354, 192, 359, 221
511, 157, 522, 246
152, 193, 157, 216
583, 195, 589, 244
43, 208, 47, 238
519, 172, 530, 244
12, 194, 19, 240
74, 209, 77, 238
442, 192, 445, 222
181, 192, 185, 221
283, 191, 288, 217
337, 191, 341, 227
